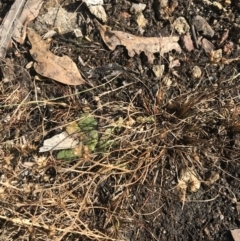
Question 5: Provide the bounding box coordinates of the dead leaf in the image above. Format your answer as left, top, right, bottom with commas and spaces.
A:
177, 168, 201, 205
0, 0, 27, 58
27, 29, 85, 85
231, 229, 240, 241
12, 0, 43, 44
39, 131, 79, 152
95, 20, 181, 64
217, 29, 229, 46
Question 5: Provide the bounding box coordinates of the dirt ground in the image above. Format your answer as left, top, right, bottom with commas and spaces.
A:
0, 0, 240, 240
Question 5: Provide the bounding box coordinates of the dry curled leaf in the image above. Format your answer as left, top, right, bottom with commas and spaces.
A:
177, 168, 201, 205
27, 29, 85, 85
39, 131, 80, 152
12, 0, 43, 44
217, 29, 229, 46
95, 20, 181, 63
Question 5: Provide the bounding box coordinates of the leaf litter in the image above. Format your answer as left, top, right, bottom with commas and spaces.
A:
0, 0, 43, 58
94, 19, 181, 63
12, 0, 43, 44
27, 29, 85, 85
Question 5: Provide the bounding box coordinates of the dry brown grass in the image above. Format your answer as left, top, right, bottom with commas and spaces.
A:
0, 56, 240, 240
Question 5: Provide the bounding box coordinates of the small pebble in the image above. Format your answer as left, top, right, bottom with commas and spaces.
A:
74, 29, 83, 38
209, 49, 222, 63
152, 65, 165, 78
202, 38, 215, 53
130, 3, 146, 14
193, 15, 214, 38
181, 33, 194, 52
191, 66, 202, 79
173, 17, 190, 35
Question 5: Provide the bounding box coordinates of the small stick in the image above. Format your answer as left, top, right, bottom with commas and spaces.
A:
191, 24, 198, 49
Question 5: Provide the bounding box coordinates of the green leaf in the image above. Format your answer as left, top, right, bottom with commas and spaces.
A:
57, 113, 98, 160
57, 145, 82, 159
84, 129, 98, 151
78, 113, 98, 131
